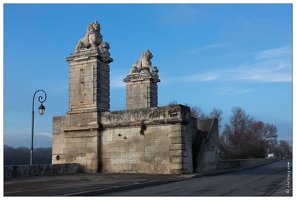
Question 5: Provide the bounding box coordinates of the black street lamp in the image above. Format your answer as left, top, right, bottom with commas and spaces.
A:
30, 89, 47, 165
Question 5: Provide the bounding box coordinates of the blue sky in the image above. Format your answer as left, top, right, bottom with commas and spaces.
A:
2, 3, 293, 145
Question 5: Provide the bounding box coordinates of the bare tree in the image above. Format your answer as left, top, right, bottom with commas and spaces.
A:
251, 121, 278, 142
278, 140, 292, 157
168, 100, 179, 105
267, 139, 292, 158
189, 105, 207, 119
220, 107, 278, 159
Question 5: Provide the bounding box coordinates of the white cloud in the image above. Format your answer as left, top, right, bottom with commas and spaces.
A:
255, 46, 291, 60
182, 62, 291, 83
186, 72, 220, 82
37, 131, 52, 138
182, 46, 292, 83
230, 61, 291, 82
110, 78, 125, 88
213, 87, 257, 96
110, 71, 126, 88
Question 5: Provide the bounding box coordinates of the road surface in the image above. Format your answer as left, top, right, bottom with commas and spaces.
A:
103, 158, 292, 196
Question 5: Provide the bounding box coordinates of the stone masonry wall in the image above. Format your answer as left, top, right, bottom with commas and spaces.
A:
52, 112, 100, 173
52, 116, 67, 164
100, 125, 175, 173
52, 104, 222, 174
52, 104, 192, 174
98, 105, 191, 174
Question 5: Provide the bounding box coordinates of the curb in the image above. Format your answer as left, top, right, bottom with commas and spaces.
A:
192, 159, 280, 178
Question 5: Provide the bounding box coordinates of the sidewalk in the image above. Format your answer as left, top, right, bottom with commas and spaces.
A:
3, 160, 279, 196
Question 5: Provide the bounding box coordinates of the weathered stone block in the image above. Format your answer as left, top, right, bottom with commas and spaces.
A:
170, 137, 185, 144
128, 145, 145, 152
170, 150, 183, 157
111, 152, 127, 158
75, 142, 87, 149
170, 157, 183, 163
169, 144, 186, 150
145, 149, 170, 158
144, 145, 155, 152
102, 146, 114, 153
155, 157, 170, 164
101, 152, 111, 159
171, 163, 182, 170
114, 146, 126, 153
150, 139, 170, 145
169, 131, 182, 138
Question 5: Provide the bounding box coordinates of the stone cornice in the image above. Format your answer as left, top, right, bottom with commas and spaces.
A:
66, 49, 101, 62
66, 49, 113, 64
99, 104, 191, 128
63, 124, 100, 132
123, 72, 160, 83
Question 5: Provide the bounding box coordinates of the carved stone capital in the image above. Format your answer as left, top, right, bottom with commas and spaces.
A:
66, 49, 113, 64
123, 72, 160, 83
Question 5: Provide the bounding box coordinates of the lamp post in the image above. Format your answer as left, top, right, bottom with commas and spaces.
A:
30, 89, 47, 165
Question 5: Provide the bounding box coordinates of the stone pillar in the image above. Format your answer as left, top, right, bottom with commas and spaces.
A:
52, 49, 112, 172
52, 21, 113, 173
66, 49, 111, 113
123, 50, 160, 110
123, 70, 160, 110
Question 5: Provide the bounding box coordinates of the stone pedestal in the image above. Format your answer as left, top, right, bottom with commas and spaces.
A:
123, 71, 160, 110
66, 49, 110, 113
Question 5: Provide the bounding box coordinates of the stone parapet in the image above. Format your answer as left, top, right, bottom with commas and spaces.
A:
4, 164, 83, 179
97, 105, 191, 174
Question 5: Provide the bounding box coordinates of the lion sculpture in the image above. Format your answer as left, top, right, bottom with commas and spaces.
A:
130, 50, 153, 74
99, 42, 113, 63
75, 21, 103, 52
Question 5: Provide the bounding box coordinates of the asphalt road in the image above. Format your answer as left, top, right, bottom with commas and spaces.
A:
103, 158, 292, 196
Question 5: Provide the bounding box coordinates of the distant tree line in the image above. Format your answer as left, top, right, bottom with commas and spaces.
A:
4, 145, 52, 165
168, 101, 292, 159
267, 139, 292, 158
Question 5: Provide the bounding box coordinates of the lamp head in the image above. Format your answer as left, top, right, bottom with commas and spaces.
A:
38, 103, 45, 116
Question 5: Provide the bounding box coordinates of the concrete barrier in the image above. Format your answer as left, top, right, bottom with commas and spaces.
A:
4, 163, 83, 179
218, 158, 277, 170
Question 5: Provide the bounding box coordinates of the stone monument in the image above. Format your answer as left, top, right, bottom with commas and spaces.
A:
52, 21, 220, 174
123, 50, 160, 110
